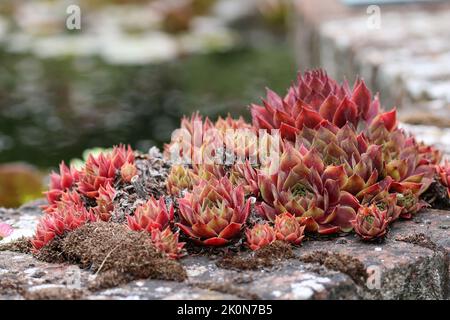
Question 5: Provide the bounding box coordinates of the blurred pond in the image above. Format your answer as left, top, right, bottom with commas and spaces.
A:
0, 0, 294, 207
0, 43, 295, 169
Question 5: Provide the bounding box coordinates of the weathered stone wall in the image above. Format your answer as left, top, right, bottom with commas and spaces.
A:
1, 201, 449, 300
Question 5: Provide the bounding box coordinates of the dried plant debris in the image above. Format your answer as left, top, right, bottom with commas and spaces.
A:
421, 181, 450, 210
217, 241, 294, 271
0, 236, 32, 254
300, 251, 367, 286
112, 188, 142, 223
136, 148, 171, 198
34, 237, 66, 264
254, 241, 295, 259
112, 150, 171, 223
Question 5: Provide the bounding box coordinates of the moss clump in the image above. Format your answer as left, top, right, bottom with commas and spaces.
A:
62, 222, 186, 281
33, 221, 187, 289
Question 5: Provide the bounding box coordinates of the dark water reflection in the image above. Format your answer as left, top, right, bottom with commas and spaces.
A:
0, 45, 295, 168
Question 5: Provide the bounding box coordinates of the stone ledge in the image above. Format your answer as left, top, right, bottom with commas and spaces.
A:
0, 203, 449, 300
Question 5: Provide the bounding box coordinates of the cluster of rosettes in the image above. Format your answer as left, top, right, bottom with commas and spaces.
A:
164, 70, 444, 245
34, 70, 447, 258
246, 213, 306, 250
33, 144, 185, 259
34, 146, 135, 250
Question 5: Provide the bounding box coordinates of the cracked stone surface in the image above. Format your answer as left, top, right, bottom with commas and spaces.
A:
0, 202, 449, 300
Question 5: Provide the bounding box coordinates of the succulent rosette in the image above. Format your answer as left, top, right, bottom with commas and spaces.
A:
44, 161, 80, 208
151, 228, 185, 260
367, 108, 397, 142
177, 177, 250, 246
217, 116, 257, 160
378, 130, 434, 184
246, 223, 276, 251
215, 114, 253, 132
438, 160, 450, 198
358, 176, 402, 222
251, 70, 379, 141
296, 124, 385, 198
32, 216, 63, 250
274, 212, 305, 245
164, 111, 256, 165
385, 153, 430, 186
79, 145, 134, 198
163, 112, 214, 161
43, 182, 85, 215
257, 145, 360, 234
368, 130, 434, 219
166, 165, 197, 196
120, 161, 137, 183
127, 197, 174, 232
215, 114, 256, 158
92, 183, 116, 222
33, 145, 137, 251
251, 70, 439, 235
352, 205, 391, 241
192, 163, 226, 181
417, 143, 442, 167
390, 181, 427, 219
230, 161, 259, 197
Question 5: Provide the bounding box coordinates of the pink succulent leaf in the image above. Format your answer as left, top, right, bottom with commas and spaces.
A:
0, 222, 13, 239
